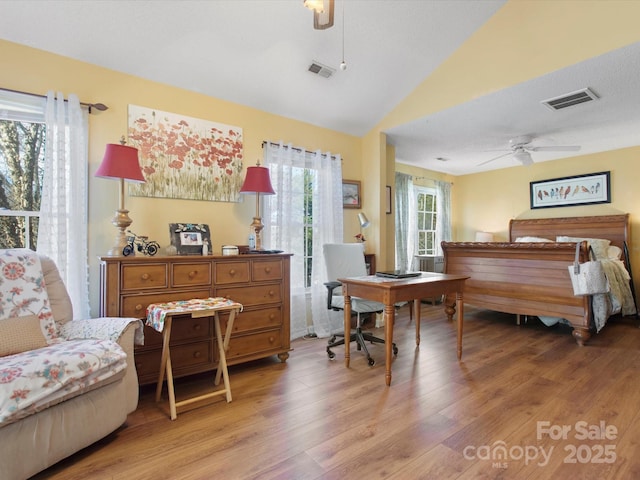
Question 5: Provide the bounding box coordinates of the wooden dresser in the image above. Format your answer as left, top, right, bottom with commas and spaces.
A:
99, 254, 292, 385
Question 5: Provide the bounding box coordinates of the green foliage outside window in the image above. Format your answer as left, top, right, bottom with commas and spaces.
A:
416, 189, 437, 256
0, 120, 45, 249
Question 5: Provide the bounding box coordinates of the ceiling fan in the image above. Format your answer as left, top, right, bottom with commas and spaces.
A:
478, 135, 581, 167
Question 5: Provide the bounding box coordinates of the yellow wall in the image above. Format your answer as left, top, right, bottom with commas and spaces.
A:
371, 0, 640, 278
1, 39, 362, 315
454, 147, 640, 283
3, 0, 640, 313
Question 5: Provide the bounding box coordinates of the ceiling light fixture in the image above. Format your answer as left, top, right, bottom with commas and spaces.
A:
513, 149, 533, 166
304, 0, 334, 30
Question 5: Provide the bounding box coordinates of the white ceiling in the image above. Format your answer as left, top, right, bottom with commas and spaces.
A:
1, 0, 639, 175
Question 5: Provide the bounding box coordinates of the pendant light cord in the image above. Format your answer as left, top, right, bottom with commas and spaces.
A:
340, 0, 347, 70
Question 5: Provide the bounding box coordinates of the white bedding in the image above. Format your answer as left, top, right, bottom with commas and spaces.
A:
538, 258, 636, 332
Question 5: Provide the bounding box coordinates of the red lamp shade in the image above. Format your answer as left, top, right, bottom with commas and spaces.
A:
239, 164, 275, 195
95, 143, 145, 182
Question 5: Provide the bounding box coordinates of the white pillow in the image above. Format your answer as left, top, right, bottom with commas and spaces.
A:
556, 236, 611, 260
515, 236, 553, 243
607, 245, 622, 260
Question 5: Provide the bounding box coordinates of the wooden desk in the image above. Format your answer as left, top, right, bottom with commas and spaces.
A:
339, 272, 469, 386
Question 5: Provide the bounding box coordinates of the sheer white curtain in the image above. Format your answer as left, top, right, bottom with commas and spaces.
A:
394, 172, 415, 271
37, 92, 90, 319
262, 141, 343, 339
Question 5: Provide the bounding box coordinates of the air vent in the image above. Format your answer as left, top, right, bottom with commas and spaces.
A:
308, 61, 335, 78
541, 88, 599, 111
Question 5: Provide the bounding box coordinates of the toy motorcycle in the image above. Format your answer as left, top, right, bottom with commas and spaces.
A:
123, 231, 160, 256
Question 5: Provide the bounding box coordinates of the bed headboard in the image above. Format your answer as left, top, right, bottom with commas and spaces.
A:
509, 214, 630, 250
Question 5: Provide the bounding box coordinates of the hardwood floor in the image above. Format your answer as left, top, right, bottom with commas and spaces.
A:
32, 305, 640, 479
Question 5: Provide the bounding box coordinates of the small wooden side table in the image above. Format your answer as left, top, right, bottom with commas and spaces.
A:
146, 297, 243, 420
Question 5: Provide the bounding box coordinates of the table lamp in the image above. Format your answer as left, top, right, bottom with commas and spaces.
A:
95, 141, 145, 256
239, 160, 275, 250
356, 212, 370, 244
475, 231, 494, 242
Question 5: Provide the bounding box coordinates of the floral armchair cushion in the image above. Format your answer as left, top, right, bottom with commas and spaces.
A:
0, 249, 60, 353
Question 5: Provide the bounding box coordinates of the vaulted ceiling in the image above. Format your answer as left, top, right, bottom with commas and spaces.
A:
1, 0, 638, 175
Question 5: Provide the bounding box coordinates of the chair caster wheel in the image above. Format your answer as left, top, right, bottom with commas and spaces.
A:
393, 344, 398, 356
367, 357, 375, 366
327, 348, 335, 360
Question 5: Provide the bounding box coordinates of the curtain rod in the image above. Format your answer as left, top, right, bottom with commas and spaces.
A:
0, 87, 108, 114
410, 175, 454, 186
262, 141, 340, 160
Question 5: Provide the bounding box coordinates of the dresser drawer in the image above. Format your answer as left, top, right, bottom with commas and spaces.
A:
121, 264, 168, 290
141, 315, 213, 347
216, 284, 282, 307
121, 289, 211, 318
172, 262, 211, 287
220, 306, 282, 334
252, 259, 283, 282
214, 260, 250, 284
135, 340, 213, 382
226, 330, 283, 361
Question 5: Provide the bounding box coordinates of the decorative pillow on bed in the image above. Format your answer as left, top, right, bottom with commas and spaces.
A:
0, 314, 48, 357
515, 236, 553, 242
607, 245, 622, 260
556, 236, 611, 260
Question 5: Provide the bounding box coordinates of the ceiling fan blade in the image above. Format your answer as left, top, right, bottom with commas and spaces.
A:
477, 151, 512, 166
529, 145, 581, 152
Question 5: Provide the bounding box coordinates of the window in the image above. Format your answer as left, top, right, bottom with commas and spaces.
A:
0, 91, 46, 249
263, 142, 343, 339
302, 168, 315, 288
415, 186, 437, 256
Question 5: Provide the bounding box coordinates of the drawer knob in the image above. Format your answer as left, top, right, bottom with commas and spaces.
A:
193, 351, 202, 359
229, 269, 236, 276
269, 336, 275, 343
269, 313, 275, 320
189, 270, 197, 278
135, 304, 143, 312
193, 324, 201, 331
264, 267, 271, 273
141, 273, 150, 280
268, 290, 275, 297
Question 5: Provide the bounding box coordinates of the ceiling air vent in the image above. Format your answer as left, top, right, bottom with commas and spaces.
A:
308, 61, 335, 79
541, 88, 599, 111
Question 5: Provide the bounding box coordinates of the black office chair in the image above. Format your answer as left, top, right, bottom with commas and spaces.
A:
323, 243, 397, 366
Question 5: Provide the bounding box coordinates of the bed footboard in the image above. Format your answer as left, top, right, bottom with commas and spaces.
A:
441, 241, 592, 345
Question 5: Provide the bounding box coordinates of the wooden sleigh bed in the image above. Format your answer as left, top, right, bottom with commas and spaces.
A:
441, 214, 636, 345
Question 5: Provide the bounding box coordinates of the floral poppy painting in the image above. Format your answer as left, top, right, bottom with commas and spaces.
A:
127, 105, 244, 202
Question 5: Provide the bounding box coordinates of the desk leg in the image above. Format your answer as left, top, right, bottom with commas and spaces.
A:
456, 291, 464, 360
384, 304, 395, 386
344, 294, 352, 368
413, 298, 421, 346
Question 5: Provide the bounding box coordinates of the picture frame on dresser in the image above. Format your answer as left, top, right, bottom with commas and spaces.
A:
169, 223, 211, 255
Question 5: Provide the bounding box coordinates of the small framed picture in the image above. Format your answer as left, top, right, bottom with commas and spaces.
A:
169, 223, 211, 255
342, 180, 361, 209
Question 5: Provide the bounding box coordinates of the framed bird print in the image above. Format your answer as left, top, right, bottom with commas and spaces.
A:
530, 171, 610, 209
